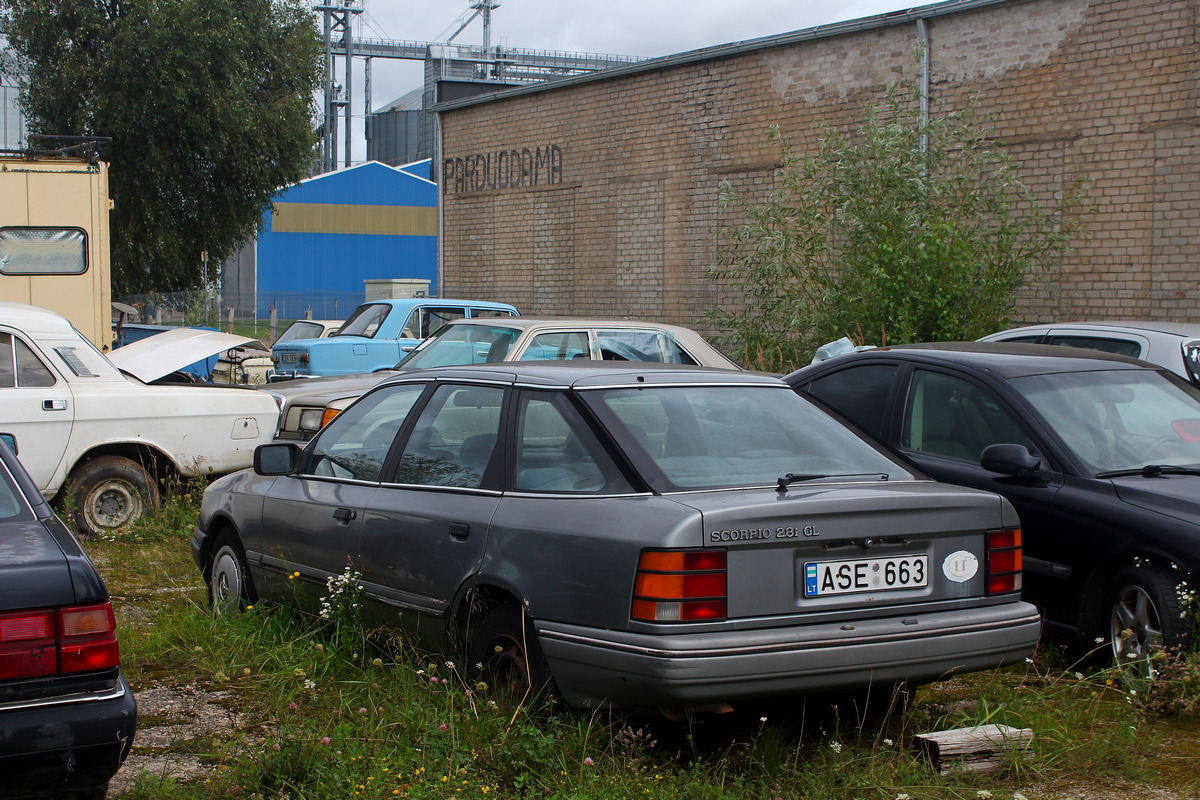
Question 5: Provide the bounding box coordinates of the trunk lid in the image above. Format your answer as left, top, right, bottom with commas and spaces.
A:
0, 520, 76, 611
668, 481, 1010, 619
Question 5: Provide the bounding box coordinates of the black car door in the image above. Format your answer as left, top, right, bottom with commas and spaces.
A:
886, 366, 1087, 626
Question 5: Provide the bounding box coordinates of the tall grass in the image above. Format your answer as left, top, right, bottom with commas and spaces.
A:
94, 498, 1200, 799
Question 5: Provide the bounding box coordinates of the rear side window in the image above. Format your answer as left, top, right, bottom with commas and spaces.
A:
1046, 335, 1142, 359
469, 308, 516, 319
594, 330, 696, 364
0, 227, 87, 275
805, 364, 897, 438
513, 391, 632, 493
0, 333, 56, 388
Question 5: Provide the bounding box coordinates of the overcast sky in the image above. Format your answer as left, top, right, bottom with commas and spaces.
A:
335, 0, 920, 160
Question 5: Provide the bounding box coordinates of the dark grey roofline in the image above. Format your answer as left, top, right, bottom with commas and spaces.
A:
431, 0, 1012, 113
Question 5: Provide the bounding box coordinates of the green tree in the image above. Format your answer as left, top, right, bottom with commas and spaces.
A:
0, 0, 323, 294
710, 78, 1089, 373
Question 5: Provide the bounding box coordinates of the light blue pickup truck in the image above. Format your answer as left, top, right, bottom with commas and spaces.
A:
270, 298, 518, 379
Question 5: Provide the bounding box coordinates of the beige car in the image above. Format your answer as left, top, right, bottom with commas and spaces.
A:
263, 317, 740, 440
213, 319, 342, 385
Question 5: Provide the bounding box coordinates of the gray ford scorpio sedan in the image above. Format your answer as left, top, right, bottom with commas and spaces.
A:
193, 362, 1040, 711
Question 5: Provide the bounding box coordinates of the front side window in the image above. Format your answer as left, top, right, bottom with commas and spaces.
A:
401, 307, 467, 340
1013, 369, 1200, 473
306, 383, 425, 481
397, 324, 521, 368
519, 331, 590, 361
514, 391, 632, 493
584, 384, 910, 491
392, 384, 504, 488
901, 370, 1030, 462
0, 227, 87, 275
336, 303, 392, 338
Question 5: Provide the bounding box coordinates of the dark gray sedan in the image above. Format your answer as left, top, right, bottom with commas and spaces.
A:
194, 363, 1039, 711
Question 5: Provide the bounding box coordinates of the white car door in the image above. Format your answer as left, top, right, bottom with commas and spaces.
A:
0, 329, 75, 497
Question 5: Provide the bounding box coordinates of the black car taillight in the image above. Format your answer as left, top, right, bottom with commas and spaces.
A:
59, 602, 120, 674
0, 601, 119, 680
631, 549, 726, 622
986, 527, 1023, 595
0, 609, 56, 680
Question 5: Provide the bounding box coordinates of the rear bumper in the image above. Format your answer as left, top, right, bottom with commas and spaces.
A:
538, 601, 1041, 709
0, 673, 137, 798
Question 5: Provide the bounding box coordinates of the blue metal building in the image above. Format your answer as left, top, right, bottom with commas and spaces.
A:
224, 159, 437, 320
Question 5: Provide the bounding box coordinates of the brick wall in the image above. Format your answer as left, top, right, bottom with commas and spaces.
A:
439, 0, 1200, 334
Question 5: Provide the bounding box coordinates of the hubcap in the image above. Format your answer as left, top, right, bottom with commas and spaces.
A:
211, 549, 242, 615
84, 479, 142, 532
1110, 584, 1164, 679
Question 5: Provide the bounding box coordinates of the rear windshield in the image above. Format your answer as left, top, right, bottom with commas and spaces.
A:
582, 384, 912, 491
277, 321, 328, 344
0, 460, 32, 522
335, 304, 391, 339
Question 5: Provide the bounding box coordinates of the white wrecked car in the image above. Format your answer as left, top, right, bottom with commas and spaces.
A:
0, 302, 280, 536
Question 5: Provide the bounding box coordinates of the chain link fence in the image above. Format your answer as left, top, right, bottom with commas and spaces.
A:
119, 289, 368, 343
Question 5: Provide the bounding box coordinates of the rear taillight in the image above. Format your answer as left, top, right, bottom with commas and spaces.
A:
0, 610, 56, 680
59, 603, 120, 674
986, 527, 1023, 595
0, 601, 119, 681
631, 549, 726, 622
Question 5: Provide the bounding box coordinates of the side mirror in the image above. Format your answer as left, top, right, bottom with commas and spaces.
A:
254, 442, 301, 476
0, 432, 16, 455
980, 443, 1042, 479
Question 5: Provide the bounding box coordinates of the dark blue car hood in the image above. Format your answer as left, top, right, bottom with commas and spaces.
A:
0, 520, 77, 611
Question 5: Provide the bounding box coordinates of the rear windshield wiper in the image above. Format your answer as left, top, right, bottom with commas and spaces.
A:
1095, 464, 1200, 478
777, 472, 889, 490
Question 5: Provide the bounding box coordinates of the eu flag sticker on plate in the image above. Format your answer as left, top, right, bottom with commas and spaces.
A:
805, 562, 819, 596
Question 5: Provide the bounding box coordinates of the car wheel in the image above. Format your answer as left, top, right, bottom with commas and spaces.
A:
209, 534, 257, 616
1107, 563, 1187, 678
467, 603, 556, 709
67, 455, 159, 538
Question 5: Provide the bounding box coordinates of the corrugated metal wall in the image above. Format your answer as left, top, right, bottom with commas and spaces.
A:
238, 160, 438, 319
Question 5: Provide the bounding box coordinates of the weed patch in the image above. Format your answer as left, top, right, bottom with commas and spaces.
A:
93, 498, 1200, 799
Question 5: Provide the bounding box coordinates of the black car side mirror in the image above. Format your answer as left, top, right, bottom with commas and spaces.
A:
980, 443, 1043, 479
254, 442, 301, 476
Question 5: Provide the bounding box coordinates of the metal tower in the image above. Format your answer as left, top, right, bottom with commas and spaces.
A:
313, 0, 642, 172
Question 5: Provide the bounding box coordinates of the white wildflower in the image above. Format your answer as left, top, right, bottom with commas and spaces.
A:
829, 741, 843, 754
977, 791, 993, 800
883, 738, 894, 746
1074, 671, 1084, 680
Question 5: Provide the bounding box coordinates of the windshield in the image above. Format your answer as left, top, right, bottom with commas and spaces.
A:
1011, 368, 1200, 474
582, 384, 912, 491
335, 304, 391, 339
277, 321, 327, 344
396, 324, 521, 369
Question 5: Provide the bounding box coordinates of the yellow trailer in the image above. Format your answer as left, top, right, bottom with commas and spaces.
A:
0, 155, 113, 350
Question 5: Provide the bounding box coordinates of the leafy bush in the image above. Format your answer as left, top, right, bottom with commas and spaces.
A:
710, 73, 1090, 373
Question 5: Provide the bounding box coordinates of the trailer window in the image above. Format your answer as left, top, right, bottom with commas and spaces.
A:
0, 228, 88, 275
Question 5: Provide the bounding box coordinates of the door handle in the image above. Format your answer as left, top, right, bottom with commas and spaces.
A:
448, 522, 470, 540
42, 399, 67, 411
333, 507, 357, 524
